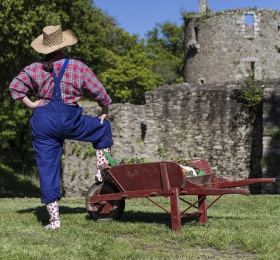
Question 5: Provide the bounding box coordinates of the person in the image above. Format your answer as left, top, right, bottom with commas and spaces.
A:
9, 25, 114, 229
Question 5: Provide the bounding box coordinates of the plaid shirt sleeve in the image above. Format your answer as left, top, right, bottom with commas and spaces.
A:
9, 68, 34, 100
81, 64, 112, 107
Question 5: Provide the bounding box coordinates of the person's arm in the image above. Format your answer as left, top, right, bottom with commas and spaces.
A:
81, 63, 112, 124
98, 106, 108, 124
9, 66, 38, 107
19, 96, 41, 109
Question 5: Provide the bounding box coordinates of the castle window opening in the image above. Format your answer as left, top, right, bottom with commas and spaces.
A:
194, 27, 199, 41
245, 14, 254, 36
245, 14, 254, 25
278, 25, 280, 31
199, 78, 205, 85
141, 123, 146, 141
245, 61, 255, 78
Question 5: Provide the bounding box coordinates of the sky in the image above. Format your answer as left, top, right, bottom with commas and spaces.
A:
94, 0, 280, 38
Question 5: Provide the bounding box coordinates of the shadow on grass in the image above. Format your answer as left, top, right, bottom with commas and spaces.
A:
18, 203, 246, 230
120, 210, 201, 229
18, 202, 203, 229
18, 205, 87, 226
118, 211, 251, 230
84, 209, 212, 230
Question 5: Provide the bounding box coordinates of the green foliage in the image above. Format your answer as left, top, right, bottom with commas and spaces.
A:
206, 7, 212, 15
76, 146, 82, 157
0, 163, 40, 197
145, 22, 185, 85
71, 168, 77, 181
83, 144, 96, 159
84, 171, 90, 179
70, 144, 82, 157
61, 154, 65, 170
182, 11, 197, 20
157, 146, 165, 157
134, 138, 144, 144
71, 145, 77, 155
261, 126, 280, 173
269, 126, 280, 141
238, 70, 272, 108
176, 158, 189, 166
99, 45, 164, 104
1, 0, 185, 178
0, 0, 90, 170
121, 157, 149, 164
260, 158, 266, 168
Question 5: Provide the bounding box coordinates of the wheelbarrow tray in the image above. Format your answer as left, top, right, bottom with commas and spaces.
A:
86, 160, 275, 231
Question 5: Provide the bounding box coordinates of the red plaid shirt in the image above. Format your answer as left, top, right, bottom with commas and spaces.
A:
9, 52, 112, 107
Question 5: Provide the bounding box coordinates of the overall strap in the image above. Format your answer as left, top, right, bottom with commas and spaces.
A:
51, 58, 70, 101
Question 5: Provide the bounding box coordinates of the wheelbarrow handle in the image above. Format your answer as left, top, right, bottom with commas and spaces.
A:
210, 178, 275, 188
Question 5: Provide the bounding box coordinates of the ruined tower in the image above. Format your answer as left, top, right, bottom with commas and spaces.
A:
184, 7, 280, 84
198, 0, 208, 15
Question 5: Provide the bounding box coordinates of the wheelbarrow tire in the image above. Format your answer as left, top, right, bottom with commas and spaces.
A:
86, 181, 125, 222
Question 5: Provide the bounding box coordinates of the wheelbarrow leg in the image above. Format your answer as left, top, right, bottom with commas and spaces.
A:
170, 188, 181, 232
198, 195, 207, 224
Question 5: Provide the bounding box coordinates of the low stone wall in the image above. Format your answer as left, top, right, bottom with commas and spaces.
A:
62, 82, 279, 197
62, 103, 148, 197
262, 81, 280, 193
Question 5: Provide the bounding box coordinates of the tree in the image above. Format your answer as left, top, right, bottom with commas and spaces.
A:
145, 22, 185, 85
99, 45, 164, 104
0, 0, 113, 169
0, 0, 71, 168
0, 0, 165, 171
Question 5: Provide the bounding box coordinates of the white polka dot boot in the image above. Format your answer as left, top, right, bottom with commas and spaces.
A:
45, 200, 61, 229
95, 148, 110, 182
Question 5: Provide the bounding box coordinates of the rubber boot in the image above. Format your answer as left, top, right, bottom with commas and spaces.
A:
45, 200, 61, 229
95, 148, 110, 182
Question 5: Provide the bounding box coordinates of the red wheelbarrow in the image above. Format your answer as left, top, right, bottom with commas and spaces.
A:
85, 159, 275, 231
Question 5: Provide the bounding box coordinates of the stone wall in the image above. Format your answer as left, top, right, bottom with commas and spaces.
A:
144, 83, 257, 180
62, 103, 148, 197
62, 82, 279, 197
262, 81, 280, 193
184, 8, 280, 84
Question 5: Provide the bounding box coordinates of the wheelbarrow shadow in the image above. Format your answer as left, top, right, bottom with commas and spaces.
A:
114, 210, 210, 229
18, 206, 87, 227
18, 206, 243, 230
115, 211, 249, 230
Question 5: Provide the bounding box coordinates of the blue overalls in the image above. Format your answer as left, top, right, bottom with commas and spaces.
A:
31, 59, 113, 203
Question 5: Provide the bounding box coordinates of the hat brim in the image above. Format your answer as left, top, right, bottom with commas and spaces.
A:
30, 29, 78, 54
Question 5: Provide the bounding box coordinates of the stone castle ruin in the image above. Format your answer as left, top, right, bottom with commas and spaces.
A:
62, 0, 280, 197
184, 0, 280, 84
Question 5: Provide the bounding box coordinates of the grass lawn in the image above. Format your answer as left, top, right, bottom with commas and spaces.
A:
0, 193, 279, 260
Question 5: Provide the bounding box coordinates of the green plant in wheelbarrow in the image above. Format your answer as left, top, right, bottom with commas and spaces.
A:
176, 158, 205, 176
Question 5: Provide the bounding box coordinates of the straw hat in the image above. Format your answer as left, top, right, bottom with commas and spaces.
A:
30, 25, 78, 54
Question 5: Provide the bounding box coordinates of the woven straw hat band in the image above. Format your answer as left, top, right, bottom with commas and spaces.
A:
43, 26, 63, 47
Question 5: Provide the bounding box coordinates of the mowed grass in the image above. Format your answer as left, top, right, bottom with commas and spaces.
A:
0, 194, 279, 260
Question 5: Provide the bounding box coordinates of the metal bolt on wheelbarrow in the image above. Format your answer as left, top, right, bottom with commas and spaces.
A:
85, 159, 275, 231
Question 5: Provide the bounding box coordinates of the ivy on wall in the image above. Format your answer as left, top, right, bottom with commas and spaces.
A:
238, 70, 272, 108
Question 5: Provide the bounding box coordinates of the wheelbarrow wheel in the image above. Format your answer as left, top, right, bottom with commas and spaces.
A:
86, 181, 125, 222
